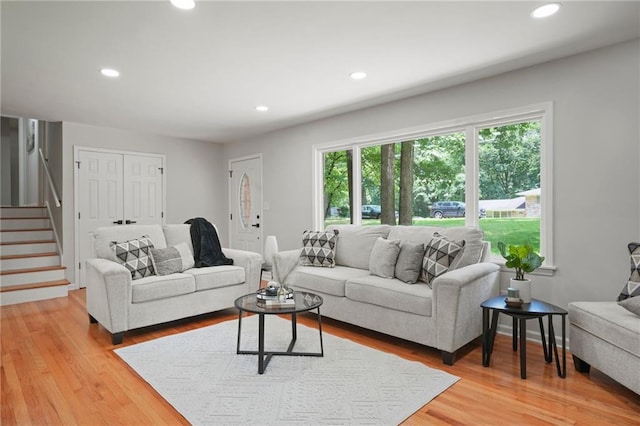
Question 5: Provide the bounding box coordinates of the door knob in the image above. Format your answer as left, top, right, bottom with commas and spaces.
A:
126, 220, 137, 224
251, 223, 260, 228
112, 220, 123, 225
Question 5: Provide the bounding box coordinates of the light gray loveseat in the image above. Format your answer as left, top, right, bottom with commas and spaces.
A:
85, 224, 263, 344
273, 224, 500, 365
568, 301, 640, 395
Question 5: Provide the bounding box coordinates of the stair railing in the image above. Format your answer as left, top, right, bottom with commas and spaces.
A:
39, 148, 61, 207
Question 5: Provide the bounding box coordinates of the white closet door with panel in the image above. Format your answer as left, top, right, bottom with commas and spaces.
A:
75, 149, 165, 288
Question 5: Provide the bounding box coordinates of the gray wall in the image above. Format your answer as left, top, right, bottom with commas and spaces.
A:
223, 39, 640, 311
60, 123, 226, 286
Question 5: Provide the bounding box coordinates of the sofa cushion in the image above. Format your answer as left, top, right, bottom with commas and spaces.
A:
617, 242, 640, 301
110, 236, 156, 280
163, 224, 195, 254
395, 241, 426, 284
438, 227, 485, 268
387, 225, 485, 268
327, 225, 391, 269
369, 237, 401, 279
387, 226, 442, 244
94, 224, 167, 260
421, 233, 465, 287
285, 265, 371, 297
131, 273, 196, 303
151, 243, 195, 275
185, 265, 246, 291
618, 296, 640, 316
568, 301, 640, 357
345, 275, 433, 317
300, 230, 339, 267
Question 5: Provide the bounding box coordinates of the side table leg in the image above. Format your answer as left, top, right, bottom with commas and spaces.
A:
512, 317, 518, 351
561, 314, 566, 378
317, 308, 324, 357
236, 311, 243, 354
258, 314, 265, 374
540, 316, 550, 362
292, 312, 298, 342
519, 318, 527, 379
489, 310, 499, 354
482, 307, 489, 366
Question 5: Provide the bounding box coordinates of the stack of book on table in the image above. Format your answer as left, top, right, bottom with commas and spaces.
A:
256, 287, 295, 308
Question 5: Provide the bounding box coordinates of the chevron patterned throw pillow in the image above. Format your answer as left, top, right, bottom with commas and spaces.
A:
617, 242, 640, 301
110, 235, 156, 280
300, 229, 339, 267
421, 232, 465, 287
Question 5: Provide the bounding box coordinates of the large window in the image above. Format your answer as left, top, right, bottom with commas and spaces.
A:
315, 103, 553, 267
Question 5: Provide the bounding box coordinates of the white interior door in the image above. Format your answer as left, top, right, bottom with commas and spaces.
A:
75, 149, 164, 288
123, 154, 163, 226
229, 155, 263, 253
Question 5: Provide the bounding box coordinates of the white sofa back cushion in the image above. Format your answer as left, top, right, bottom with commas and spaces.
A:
93, 224, 167, 261
163, 224, 195, 254
388, 225, 486, 268
326, 225, 391, 269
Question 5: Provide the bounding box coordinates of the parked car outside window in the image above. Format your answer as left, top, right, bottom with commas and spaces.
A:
361, 205, 382, 219
429, 201, 486, 219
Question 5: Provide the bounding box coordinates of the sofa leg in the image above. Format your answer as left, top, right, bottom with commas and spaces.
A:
572, 355, 591, 373
111, 332, 124, 345
88, 314, 98, 324
442, 351, 456, 366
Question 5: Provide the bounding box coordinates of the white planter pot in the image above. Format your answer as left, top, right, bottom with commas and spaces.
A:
510, 278, 532, 303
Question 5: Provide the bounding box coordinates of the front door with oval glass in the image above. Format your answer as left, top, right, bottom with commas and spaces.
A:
229, 155, 263, 253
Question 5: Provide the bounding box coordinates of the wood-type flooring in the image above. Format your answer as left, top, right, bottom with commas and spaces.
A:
2, 289, 639, 425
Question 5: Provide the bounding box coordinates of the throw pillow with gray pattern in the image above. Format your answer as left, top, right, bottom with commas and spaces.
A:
617, 242, 640, 301
300, 229, 339, 267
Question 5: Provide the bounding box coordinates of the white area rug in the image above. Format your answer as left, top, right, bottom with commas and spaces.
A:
115, 315, 459, 425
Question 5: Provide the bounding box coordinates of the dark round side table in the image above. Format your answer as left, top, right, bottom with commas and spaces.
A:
481, 295, 567, 379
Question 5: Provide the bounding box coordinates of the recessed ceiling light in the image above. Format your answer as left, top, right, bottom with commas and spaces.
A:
100, 68, 120, 78
350, 71, 367, 80
255, 105, 269, 112
531, 3, 561, 19
170, 0, 195, 10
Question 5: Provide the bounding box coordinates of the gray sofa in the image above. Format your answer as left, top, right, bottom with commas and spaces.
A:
273, 224, 500, 365
568, 301, 640, 395
85, 224, 263, 344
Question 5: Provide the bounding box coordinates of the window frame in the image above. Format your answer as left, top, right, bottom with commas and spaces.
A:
312, 102, 554, 272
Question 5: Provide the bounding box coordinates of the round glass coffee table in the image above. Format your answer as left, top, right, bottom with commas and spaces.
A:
234, 290, 324, 374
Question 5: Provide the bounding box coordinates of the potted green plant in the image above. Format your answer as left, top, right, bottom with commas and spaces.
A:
497, 242, 545, 303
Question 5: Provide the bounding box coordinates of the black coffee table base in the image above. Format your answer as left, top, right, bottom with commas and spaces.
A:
235, 299, 324, 374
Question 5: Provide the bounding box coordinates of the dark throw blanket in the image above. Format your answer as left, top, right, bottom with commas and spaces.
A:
185, 217, 233, 268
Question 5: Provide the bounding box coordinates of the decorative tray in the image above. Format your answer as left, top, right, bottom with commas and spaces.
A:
256, 287, 293, 301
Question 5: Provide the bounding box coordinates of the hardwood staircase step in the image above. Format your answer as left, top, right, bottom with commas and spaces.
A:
0, 229, 54, 243
0, 279, 70, 293
1, 265, 66, 275
0, 239, 56, 246
0, 218, 51, 230
0, 206, 47, 218
1, 252, 59, 260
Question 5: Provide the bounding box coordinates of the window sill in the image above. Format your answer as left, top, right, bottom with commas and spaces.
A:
489, 257, 557, 277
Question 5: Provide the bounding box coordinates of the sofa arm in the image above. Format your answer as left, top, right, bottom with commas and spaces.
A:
222, 248, 263, 291
272, 249, 302, 284
432, 262, 500, 354
85, 258, 132, 335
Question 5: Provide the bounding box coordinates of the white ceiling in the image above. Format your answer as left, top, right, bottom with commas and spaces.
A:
1, 1, 639, 143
